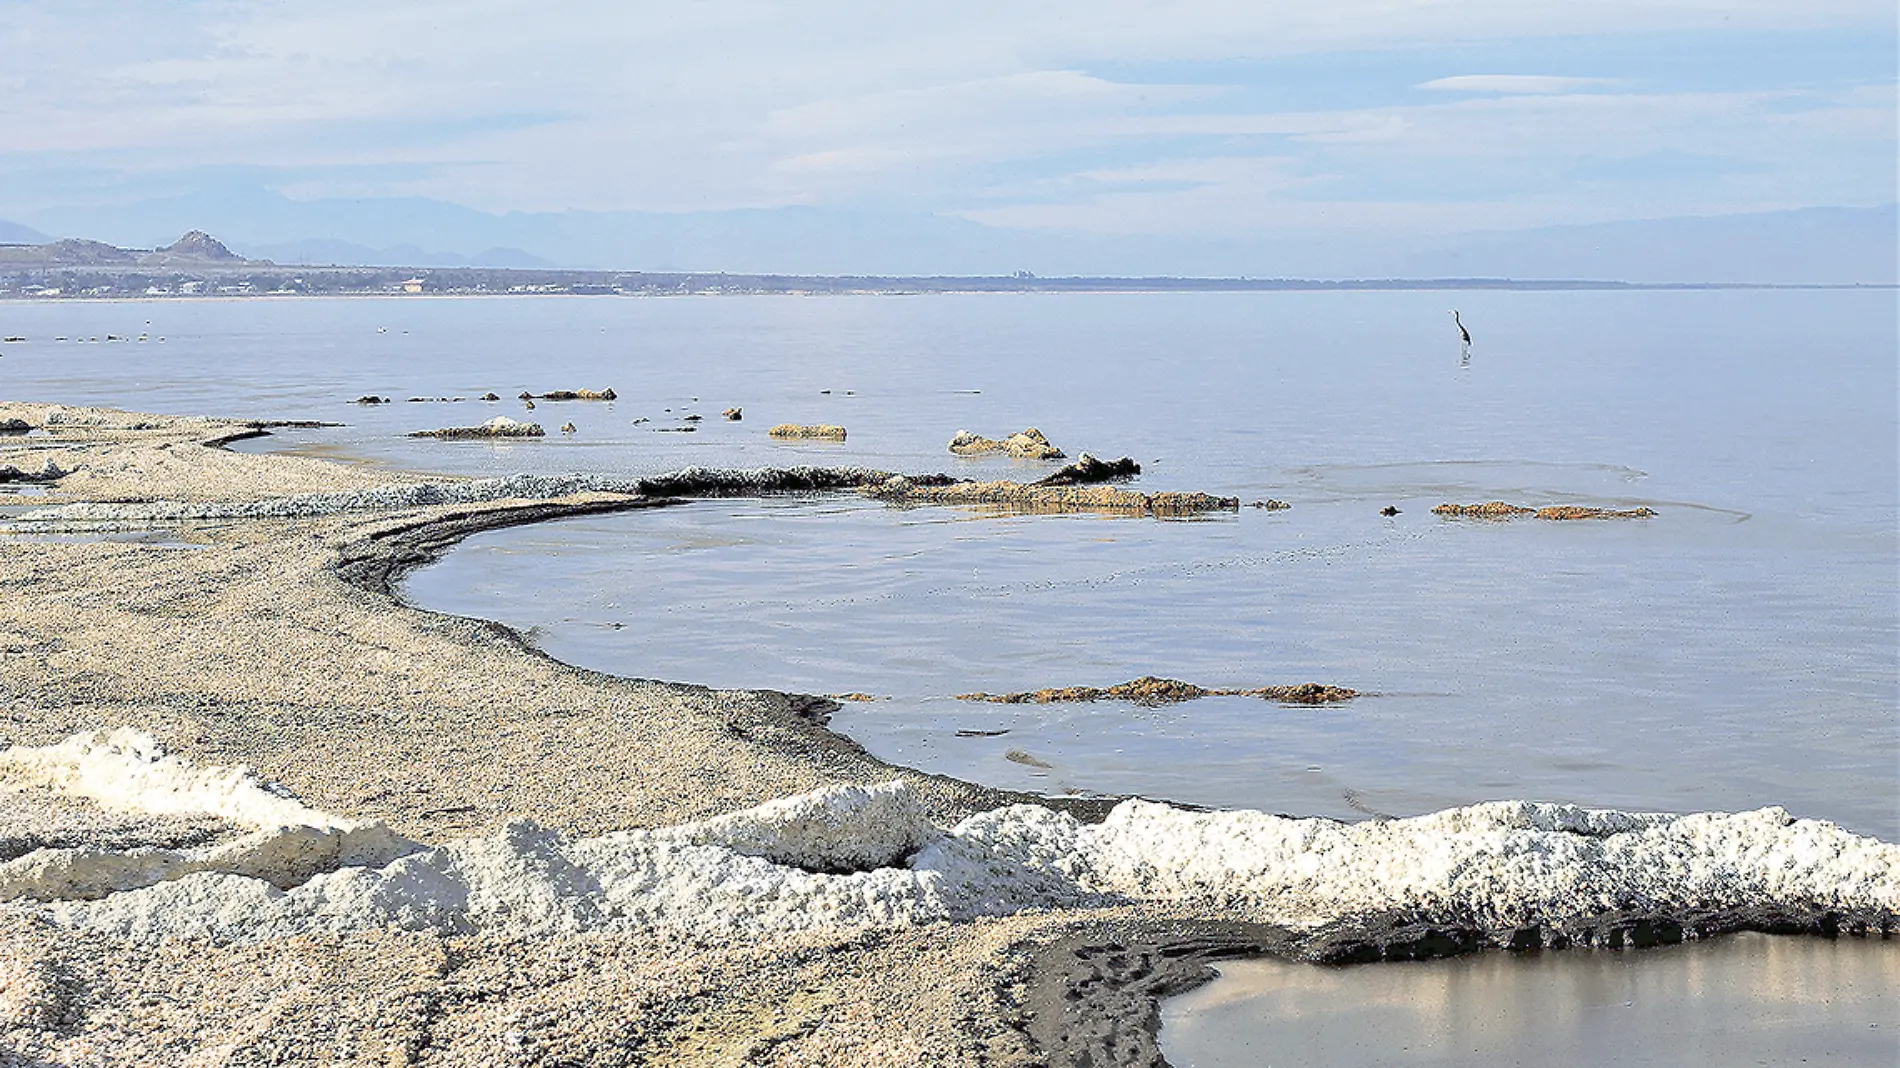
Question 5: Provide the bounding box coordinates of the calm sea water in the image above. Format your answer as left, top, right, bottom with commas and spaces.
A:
1, 292, 1894, 839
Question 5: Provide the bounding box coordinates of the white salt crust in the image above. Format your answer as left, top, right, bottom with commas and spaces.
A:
3, 732, 1895, 942
0, 730, 416, 902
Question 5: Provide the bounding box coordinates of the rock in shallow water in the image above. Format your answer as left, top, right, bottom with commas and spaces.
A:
1033, 453, 1139, 487
0, 460, 65, 483
867, 476, 1235, 516
526, 388, 616, 401
948, 427, 1066, 459
408, 417, 545, 439
769, 424, 847, 441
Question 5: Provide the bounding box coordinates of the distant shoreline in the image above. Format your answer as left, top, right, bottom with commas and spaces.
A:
0, 268, 1891, 303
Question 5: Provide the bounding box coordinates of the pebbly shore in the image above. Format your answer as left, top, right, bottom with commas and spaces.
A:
0, 401, 1893, 1067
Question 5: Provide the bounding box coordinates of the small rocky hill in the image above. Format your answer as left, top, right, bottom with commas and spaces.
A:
0, 230, 266, 268
140, 230, 252, 266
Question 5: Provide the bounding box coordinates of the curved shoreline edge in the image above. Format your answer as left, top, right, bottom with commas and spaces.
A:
1, 401, 1894, 1067
324, 486, 1125, 826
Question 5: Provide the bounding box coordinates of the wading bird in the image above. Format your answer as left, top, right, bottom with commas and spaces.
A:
1451, 310, 1471, 346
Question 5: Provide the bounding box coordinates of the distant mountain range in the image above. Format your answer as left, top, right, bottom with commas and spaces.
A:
1387, 206, 1897, 287
0, 220, 53, 245
239, 238, 552, 269
1, 197, 1893, 283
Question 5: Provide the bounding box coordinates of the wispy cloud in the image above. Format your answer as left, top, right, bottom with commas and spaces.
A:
1417, 75, 1621, 94
0, 0, 1890, 240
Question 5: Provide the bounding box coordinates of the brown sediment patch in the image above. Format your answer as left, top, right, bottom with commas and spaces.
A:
769, 423, 848, 441
1534, 505, 1659, 520
866, 476, 1236, 517
1432, 501, 1535, 518
958, 676, 1358, 706
1433, 501, 1657, 520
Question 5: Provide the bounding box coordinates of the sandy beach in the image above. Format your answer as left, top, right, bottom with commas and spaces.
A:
2, 401, 1893, 1067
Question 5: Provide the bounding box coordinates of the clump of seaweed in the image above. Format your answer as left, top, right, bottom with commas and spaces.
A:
957, 676, 1358, 707
1433, 501, 1657, 520
866, 477, 1235, 517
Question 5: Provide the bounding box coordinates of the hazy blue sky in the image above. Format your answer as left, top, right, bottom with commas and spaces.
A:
2, 1, 1893, 270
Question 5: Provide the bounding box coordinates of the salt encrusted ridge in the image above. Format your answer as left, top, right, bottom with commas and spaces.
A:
0, 730, 417, 902
2, 729, 364, 832
3, 732, 1894, 942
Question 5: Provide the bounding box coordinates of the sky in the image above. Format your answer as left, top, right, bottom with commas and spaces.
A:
1, 1, 1894, 274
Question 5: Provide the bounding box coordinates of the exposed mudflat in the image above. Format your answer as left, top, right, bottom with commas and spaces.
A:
0, 400, 1892, 1067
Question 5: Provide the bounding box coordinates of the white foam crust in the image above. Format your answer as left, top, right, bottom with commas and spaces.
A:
3, 732, 1894, 941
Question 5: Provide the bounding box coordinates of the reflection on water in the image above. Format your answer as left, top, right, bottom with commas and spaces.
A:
1162, 933, 1900, 1068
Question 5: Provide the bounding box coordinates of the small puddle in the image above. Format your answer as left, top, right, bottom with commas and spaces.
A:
1161, 932, 1898, 1067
